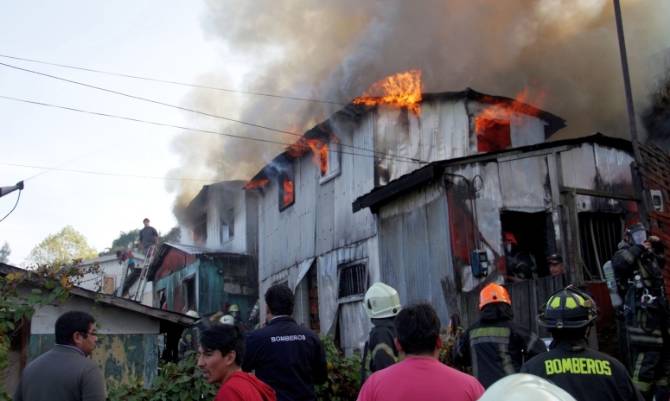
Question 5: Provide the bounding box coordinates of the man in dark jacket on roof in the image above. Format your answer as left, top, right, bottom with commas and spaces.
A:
455, 283, 546, 388
242, 284, 327, 401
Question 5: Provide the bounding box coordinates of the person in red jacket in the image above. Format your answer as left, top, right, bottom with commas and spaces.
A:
198, 324, 276, 401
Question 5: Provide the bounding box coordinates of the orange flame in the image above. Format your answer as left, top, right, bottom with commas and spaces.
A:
244, 177, 270, 190
474, 89, 545, 152
286, 137, 329, 175
282, 177, 294, 206
353, 69, 423, 115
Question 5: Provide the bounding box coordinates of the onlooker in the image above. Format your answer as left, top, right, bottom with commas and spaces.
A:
138, 218, 159, 255
242, 284, 327, 401
455, 283, 546, 387
356, 303, 484, 401
521, 286, 644, 401
13, 311, 106, 401
547, 254, 566, 276
361, 282, 401, 382
198, 325, 276, 401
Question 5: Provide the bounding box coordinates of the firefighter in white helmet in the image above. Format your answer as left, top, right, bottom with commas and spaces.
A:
479, 373, 577, 401
179, 310, 201, 360
361, 282, 402, 381
219, 314, 235, 325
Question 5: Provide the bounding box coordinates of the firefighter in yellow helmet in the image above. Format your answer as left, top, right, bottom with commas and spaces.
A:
455, 283, 546, 387
521, 285, 644, 401
361, 282, 402, 382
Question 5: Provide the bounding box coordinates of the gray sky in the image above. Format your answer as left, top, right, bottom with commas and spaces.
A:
0, 1, 234, 264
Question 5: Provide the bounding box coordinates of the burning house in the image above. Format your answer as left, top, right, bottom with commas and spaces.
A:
354, 134, 637, 335
246, 71, 570, 354
146, 181, 259, 319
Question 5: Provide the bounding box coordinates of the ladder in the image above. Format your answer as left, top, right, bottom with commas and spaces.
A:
131, 245, 157, 302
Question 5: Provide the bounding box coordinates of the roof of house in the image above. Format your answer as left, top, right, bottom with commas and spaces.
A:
246, 88, 566, 185
0, 263, 195, 326
352, 133, 633, 213
76, 253, 145, 267
146, 242, 252, 281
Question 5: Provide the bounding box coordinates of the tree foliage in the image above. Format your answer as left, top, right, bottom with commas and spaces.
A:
110, 229, 140, 251
28, 226, 97, 266
0, 242, 9, 263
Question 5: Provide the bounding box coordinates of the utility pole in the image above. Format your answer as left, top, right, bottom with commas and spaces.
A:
612, 0, 650, 223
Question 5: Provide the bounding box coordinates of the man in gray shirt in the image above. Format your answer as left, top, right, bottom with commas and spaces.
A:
14, 311, 106, 401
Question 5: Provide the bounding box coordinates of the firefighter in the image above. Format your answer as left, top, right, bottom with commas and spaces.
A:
610, 223, 670, 400
179, 310, 204, 360
361, 282, 402, 381
478, 373, 577, 401
455, 283, 546, 388
521, 285, 644, 401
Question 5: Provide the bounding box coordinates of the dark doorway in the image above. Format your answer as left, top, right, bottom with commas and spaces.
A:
500, 211, 555, 277
578, 212, 624, 281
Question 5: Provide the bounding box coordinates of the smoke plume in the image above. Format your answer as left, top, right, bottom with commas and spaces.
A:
168, 0, 670, 209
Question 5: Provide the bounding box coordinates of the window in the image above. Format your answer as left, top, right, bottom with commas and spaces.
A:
102, 275, 116, 294
476, 118, 511, 152
220, 209, 234, 243
338, 261, 368, 300
278, 170, 295, 211
578, 212, 624, 281
183, 276, 196, 311
320, 141, 341, 184
193, 216, 207, 245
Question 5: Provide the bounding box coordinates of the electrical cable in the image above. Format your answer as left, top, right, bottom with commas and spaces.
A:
0, 53, 346, 106
0, 190, 22, 223
0, 94, 425, 165
0, 61, 424, 164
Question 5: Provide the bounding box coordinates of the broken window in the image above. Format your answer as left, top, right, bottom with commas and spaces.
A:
220, 208, 234, 243
278, 169, 295, 211
102, 275, 116, 294
320, 140, 341, 184
337, 261, 368, 300
476, 118, 511, 152
578, 212, 624, 281
193, 215, 207, 245
183, 276, 196, 311
500, 211, 555, 281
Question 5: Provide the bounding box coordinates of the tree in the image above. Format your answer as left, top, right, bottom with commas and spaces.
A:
160, 226, 181, 243
0, 242, 9, 263
28, 226, 97, 266
111, 229, 140, 250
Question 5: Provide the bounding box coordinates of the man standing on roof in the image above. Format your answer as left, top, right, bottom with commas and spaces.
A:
455, 283, 546, 388
521, 286, 643, 401
138, 218, 159, 256
361, 282, 401, 382
14, 311, 106, 401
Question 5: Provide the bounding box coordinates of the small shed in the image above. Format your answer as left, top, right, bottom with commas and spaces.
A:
0, 263, 194, 395
353, 134, 639, 335
147, 243, 258, 320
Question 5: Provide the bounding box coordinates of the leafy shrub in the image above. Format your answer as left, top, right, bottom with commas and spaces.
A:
316, 336, 362, 401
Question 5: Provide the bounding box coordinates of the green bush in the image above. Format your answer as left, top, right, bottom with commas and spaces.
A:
316, 336, 362, 401
107, 353, 216, 401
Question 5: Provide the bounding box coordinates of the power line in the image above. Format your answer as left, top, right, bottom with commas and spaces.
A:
0, 95, 424, 165
0, 190, 22, 223
0, 61, 424, 164
0, 53, 345, 106
1, 162, 215, 183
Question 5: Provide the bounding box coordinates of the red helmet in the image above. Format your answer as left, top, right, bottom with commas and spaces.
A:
503, 232, 518, 245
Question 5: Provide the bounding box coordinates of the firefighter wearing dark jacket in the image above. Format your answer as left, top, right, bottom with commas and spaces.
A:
242, 284, 327, 401
455, 283, 546, 388
521, 285, 644, 401
610, 224, 670, 401
361, 282, 401, 381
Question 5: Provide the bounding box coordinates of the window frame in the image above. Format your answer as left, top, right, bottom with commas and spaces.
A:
336, 259, 368, 304
319, 140, 341, 184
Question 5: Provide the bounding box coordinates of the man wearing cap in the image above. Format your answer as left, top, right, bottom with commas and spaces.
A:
547, 254, 566, 277
521, 286, 643, 401
455, 283, 546, 388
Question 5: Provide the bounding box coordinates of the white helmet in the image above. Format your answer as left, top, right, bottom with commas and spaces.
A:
185, 310, 200, 319
219, 315, 235, 325
364, 282, 401, 319
479, 374, 577, 401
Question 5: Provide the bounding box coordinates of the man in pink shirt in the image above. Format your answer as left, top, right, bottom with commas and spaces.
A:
356, 303, 484, 401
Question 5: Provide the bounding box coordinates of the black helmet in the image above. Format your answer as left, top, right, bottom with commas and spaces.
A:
538, 285, 597, 329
